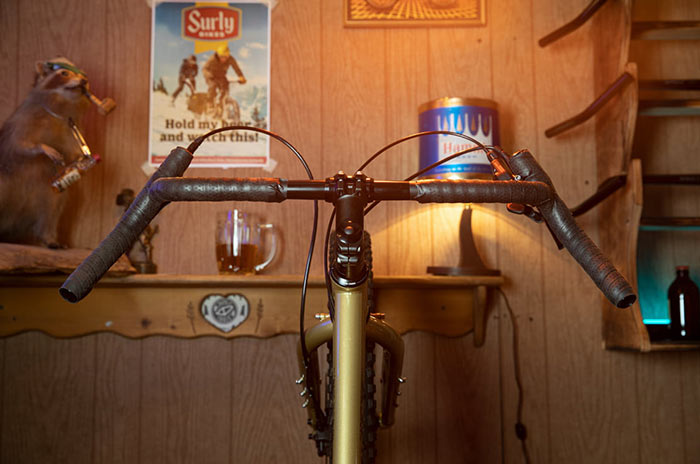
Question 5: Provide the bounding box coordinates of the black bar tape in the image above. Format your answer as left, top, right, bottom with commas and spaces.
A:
60, 147, 193, 303
509, 150, 636, 308
411, 179, 552, 205
149, 177, 287, 203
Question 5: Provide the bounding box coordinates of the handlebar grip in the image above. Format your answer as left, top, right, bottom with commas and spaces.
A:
411, 179, 551, 204
60, 147, 193, 303
509, 150, 636, 308
149, 177, 287, 203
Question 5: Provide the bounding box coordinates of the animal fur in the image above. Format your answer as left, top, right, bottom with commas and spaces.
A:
0, 57, 91, 247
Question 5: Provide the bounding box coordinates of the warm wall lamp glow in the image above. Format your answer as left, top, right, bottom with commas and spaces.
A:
426, 203, 501, 276
418, 97, 501, 277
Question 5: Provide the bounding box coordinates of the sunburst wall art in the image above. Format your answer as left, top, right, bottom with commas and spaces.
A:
345, 0, 485, 27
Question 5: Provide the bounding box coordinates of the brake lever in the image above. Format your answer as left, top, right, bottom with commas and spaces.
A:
489, 152, 564, 250
506, 202, 542, 223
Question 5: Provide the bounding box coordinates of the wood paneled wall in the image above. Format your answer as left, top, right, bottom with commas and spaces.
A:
1, 0, 699, 462
627, 1, 700, 462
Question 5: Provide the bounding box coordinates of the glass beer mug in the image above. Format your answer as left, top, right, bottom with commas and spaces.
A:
215, 210, 278, 275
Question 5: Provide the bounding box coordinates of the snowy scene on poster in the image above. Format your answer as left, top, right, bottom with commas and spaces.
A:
150, 1, 269, 167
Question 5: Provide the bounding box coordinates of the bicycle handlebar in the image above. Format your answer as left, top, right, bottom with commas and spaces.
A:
60, 146, 636, 309
58, 147, 193, 303
508, 150, 636, 308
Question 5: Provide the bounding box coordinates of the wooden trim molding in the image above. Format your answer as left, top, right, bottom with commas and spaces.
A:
0, 274, 503, 341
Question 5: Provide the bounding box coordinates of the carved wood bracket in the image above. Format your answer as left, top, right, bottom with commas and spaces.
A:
0, 274, 503, 342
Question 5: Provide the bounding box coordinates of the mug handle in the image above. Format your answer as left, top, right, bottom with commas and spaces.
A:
254, 223, 278, 272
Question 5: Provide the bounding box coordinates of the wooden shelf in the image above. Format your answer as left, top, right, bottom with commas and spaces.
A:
639, 217, 700, 231
0, 273, 504, 345
601, 160, 700, 352
0, 243, 135, 275
649, 342, 700, 351
638, 99, 700, 116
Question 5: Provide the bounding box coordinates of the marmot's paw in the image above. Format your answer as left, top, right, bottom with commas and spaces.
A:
40, 144, 65, 167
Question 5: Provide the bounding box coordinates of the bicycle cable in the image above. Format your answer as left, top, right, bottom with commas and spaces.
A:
323, 144, 499, 316
497, 287, 531, 464
356, 130, 489, 172
186, 126, 323, 418
363, 144, 502, 215
324, 130, 503, 317
189, 127, 515, 432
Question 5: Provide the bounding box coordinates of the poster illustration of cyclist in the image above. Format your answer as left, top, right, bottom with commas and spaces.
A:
150, 1, 270, 167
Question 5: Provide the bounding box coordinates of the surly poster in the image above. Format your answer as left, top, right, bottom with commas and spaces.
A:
150, 1, 270, 167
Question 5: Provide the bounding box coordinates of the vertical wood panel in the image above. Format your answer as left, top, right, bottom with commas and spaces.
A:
0, 0, 19, 453
0, 336, 3, 460
378, 27, 437, 464
636, 353, 685, 464
0, 0, 19, 115
490, 0, 551, 462
225, 11, 325, 461
630, 1, 700, 463
434, 320, 502, 462
427, 13, 501, 464
427, 23, 494, 271
230, 335, 317, 461
534, 0, 640, 462
267, 0, 323, 275
533, 8, 598, 464
139, 337, 232, 464
64, 0, 110, 249
383, 28, 431, 276
1, 333, 96, 463
93, 334, 141, 464
321, 1, 387, 274
377, 332, 437, 464
99, 0, 153, 250
681, 353, 700, 464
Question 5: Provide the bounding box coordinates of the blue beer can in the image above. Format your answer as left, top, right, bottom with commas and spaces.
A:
418, 97, 499, 179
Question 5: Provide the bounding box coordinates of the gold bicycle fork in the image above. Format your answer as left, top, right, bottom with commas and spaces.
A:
297, 281, 405, 463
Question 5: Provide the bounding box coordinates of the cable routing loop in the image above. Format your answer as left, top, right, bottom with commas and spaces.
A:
324, 130, 506, 317
190, 125, 324, 422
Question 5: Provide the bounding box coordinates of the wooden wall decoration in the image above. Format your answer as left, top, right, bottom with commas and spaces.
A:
345, 0, 486, 27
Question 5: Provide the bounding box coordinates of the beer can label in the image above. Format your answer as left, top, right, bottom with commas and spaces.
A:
418, 98, 499, 179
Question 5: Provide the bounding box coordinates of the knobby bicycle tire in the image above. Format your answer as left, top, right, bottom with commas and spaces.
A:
324, 339, 378, 464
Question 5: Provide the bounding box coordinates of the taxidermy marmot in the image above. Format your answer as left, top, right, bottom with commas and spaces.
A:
0, 57, 91, 247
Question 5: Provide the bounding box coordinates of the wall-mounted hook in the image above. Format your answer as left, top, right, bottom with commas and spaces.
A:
545, 72, 634, 138
572, 173, 700, 217
538, 0, 609, 47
